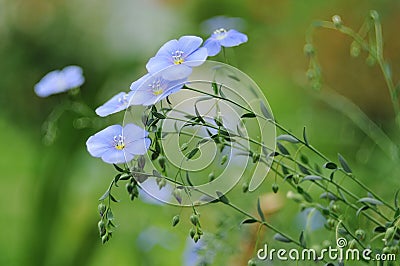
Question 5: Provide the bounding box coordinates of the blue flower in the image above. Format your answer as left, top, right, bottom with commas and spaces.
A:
86, 124, 151, 164
201, 16, 246, 35
34, 65, 84, 97
95, 91, 134, 117
146, 36, 208, 80
203, 29, 248, 56
129, 73, 186, 106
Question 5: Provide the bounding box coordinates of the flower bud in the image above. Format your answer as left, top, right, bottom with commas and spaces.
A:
221, 154, 228, 165
193, 234, 200, 243
325, 218, 336, 230
172, 215, 180, 227
101, 234, 109, 244
197, 227, 203, 236
126, 183, 133, 194
158, 156, 166, 169
383, 226, 396, 244
189, 228, 196, 239
98, 203, 106, 217
242, 182, 249, 193
306, 69, 315, 80
350, 42, 361, 57
272, 183, 279, 193
286, 191, 303, 202
138, 155, 146, 170
208, 171, 215, 182
98, 220, 106, 237
180, 142, 189, 151
190, 214, 199, 226
304, 43, 315, 56
390, 245, 398, 254
252, 153, 260, 163
355, 229, 366, 241
332, 15, 342, 28
382, 246, 391, 254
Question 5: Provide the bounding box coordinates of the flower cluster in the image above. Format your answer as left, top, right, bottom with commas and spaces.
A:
85, 30, 247, 164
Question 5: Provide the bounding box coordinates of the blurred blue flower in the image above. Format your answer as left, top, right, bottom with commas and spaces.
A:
86, 124, 150, 164
296, 207, 326, 231
201, 15, 246, 35
34, 66, 84, 97
204, 29, 248, 56
146, 36, 208, 80
130, 73, 186, 106
95, 91, 134, 117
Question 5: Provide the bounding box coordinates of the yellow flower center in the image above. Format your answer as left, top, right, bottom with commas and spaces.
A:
172, 50, 184, 65
149, 79, 164, 96
114, 135, 125, 150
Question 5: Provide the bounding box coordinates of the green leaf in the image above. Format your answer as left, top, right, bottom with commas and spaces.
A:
394, 189, 399, 209
152, 111, 166, 119
114, 173, 122, 186
277, 142, 290, 156
186, 147, 200, 160
109, 194, 120, 203
273, 233, 292, 243
216, 191, 229, 204
302, 127, 309, 146
358, 197, 383, 205
301, 175, 323, 182
276, 134, 299, 143
298, 163, 311, 175
186, 171, 194, 187
338, 153, 352, 173
257, 198, 265, 221
374, 226, 386, 233
227, 74, 240, 81
106, 209, 114, 220
323, 162, 337, 170
99, 190, 110, 201
299, 231, 306, 248
241, 218, 258, 225
260, 101, 273, 120
113, 164, 125, 173
300, 154, 309, 165
241, 112, 256, 118
194, 105, 206, 124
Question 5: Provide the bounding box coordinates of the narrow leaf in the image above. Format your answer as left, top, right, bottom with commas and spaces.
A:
323, 162, 337, 170
273, 233, 292, 243
186, 171, 194, 187
241, 112, 256, 118
277, 142, 290, 156
257, 198, 265, 221
374, 226, 386, 233
394, 189, 399, 209
358, 197, 383, 205
301, 175, 323, 182
216, 191, 229, 204
276, 134, 299, 143
241, 218, 258, 225
212, 82, 218, 94
260, 101, 272, 120
299, 231, 306, 248
113, 164, 125, 173
99, 190, 110, 201
338, 153, 352, 173
152, 112, 166, 119
186, 147, 200, 160
298, 163, 311, 175
303, 127, 309, 145
109, 194, 120, 203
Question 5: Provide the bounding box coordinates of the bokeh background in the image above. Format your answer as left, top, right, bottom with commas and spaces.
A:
1, 0, 400, 265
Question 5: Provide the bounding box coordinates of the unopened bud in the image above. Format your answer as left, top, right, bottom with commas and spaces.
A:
172, 215, 180, 227
332, 15, 342, 28
101, 234, 109, 244
221, 154, 228, 165
98, 220, 106, 237
180, 143, 189, 151
189, 228, 196, 239
272, 183, 279, 193
248, 259, 257, 266
190, 214, 199, 226
98, 203, 106, 216
382, 246, 391, 254
355, 229, 366, 241
138, 155, 146, 170
158, 156, 166, 169
252, 153, 260, 163
193, 234, 200, 243
197, 227, 203, 236
350, 42, 361, 57
384, 227, 396, 244
242, 182, 249, 193
208, 171, 215, 182
348, 239, 357, 249
304, 43, 315, 56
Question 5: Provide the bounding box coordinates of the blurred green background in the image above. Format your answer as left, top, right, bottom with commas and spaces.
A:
1, 0, 400, 265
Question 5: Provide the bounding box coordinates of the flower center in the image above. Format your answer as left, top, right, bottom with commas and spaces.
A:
149, 78, 163, 96
113, 134, 125, 150
213, 28, 227, 40
172, 50, 185, 65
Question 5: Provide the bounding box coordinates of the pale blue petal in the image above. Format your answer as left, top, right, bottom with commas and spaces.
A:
146, 56, 173, 74
155, 39, 179, 57
178, 36, 203, 55
125, 138, 151, 156
86, 125, 122, 157
185, 47, 208, 66
130, 74, 150, 91
161, 64, 192, 80
123, 123, 149, 143
102, 149, 132, 164
95, 92, 129, 117
62, 65, 84, 88
203, 39, 221, 57
129, 90, 155, 106
219, 29, 248, 47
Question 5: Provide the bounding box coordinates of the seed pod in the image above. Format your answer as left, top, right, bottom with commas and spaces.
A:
172, 215, 180, 227
190, 214, 199, 226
